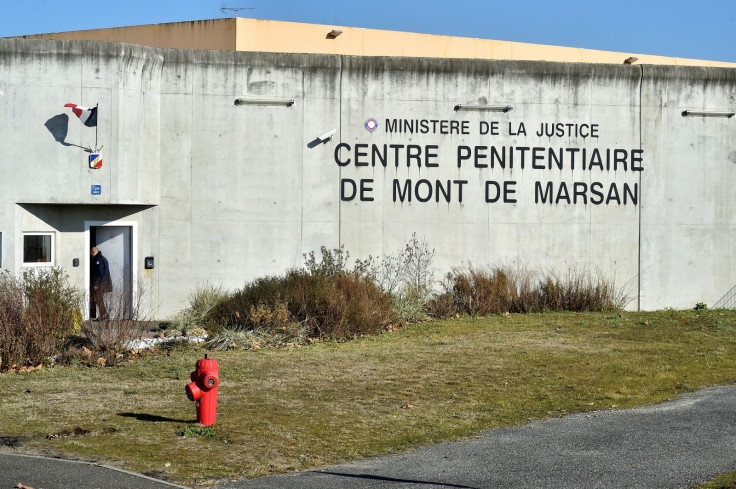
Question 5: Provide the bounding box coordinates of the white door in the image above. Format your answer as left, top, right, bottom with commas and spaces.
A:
95, 226, 132, 318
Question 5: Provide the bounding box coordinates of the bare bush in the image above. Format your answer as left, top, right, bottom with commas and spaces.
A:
503, 261, 543, 313
83, 277, 148, 363
541, 264, 631, 312
402, 233, 436, 299
445, 262, 630, 316
0, 268, 82, 369
426, 292, 455, 319
371, 249, 406, 294
451, 266, 513, 315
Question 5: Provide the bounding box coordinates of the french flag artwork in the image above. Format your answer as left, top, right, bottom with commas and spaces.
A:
64, 103, 97, 127
89, 153, 102, 168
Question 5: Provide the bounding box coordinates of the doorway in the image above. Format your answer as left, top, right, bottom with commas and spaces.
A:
87, 223, 135, 319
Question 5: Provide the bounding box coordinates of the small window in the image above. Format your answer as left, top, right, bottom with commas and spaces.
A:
23, 232, 54, 266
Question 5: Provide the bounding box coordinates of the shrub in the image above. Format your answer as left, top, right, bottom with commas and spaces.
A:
281, 270, 395, 339
304, 246, 358, 278
392, 287, 429, 323
0, 268, 82, 369
304, 246, 349, 277
329, 273, 396, 338
202, 275, 297, 334
247, 300, 292, 330
540, 265, 630, 312
505, 262, 543, 313
169, 283, 229, 334
188, 243, 631, 351
203, 269, 395, 341
451, 267, 513, 316
446, 263, 630, 316
426, 292, 455, 319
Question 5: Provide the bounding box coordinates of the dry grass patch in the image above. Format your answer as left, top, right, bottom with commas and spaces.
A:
693, 471, 736, 488
0, 310, 735, 486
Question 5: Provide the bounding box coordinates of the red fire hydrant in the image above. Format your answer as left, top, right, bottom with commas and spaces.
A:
185, 354, 219, 426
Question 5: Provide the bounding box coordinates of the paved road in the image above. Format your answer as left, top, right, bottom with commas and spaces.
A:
219, 385, 736, 489
0, 452, 189, 489
2, 385, 736, 488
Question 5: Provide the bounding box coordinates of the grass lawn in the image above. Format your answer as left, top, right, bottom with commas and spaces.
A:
1, 309, 736, 487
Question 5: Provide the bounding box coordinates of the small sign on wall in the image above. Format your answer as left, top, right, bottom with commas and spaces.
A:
91, 185, 101, 195
89, 153, 102, 168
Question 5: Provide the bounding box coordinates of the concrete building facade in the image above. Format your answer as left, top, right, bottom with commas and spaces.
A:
1, 20, 735, 318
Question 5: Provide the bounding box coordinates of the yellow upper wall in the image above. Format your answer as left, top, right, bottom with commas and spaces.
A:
233, 18, 736, 67
18, 17, 736, 68
20, 18, 236, 51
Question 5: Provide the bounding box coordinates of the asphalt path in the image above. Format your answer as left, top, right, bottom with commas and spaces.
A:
2, 384, 736, 489
0, 452, 190, 489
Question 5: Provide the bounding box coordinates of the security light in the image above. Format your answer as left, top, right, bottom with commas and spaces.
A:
454, 104, 513, 112
234, 97, 295, 107
681, 109, 735, 118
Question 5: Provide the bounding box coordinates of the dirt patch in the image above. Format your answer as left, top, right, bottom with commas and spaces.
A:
45, 427, 119, 440
0, 436, 26, 447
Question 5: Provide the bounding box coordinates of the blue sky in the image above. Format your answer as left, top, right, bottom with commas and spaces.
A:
1, 0, 734, 62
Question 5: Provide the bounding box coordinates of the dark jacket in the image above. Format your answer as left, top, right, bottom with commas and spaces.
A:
92, 251, 113, 292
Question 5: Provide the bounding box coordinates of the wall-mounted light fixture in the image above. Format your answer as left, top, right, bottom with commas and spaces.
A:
454, 104, 513, 112
234, 97, 295, 107
623, 57, 639, 65
681, 109, 735, 118
317, 129, 337, 143
326, 29, 343, 39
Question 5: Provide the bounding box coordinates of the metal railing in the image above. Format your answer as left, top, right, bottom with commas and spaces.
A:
713, 284, 736, 309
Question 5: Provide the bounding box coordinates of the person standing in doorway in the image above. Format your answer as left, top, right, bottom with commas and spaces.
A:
90, 246, 113, 320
